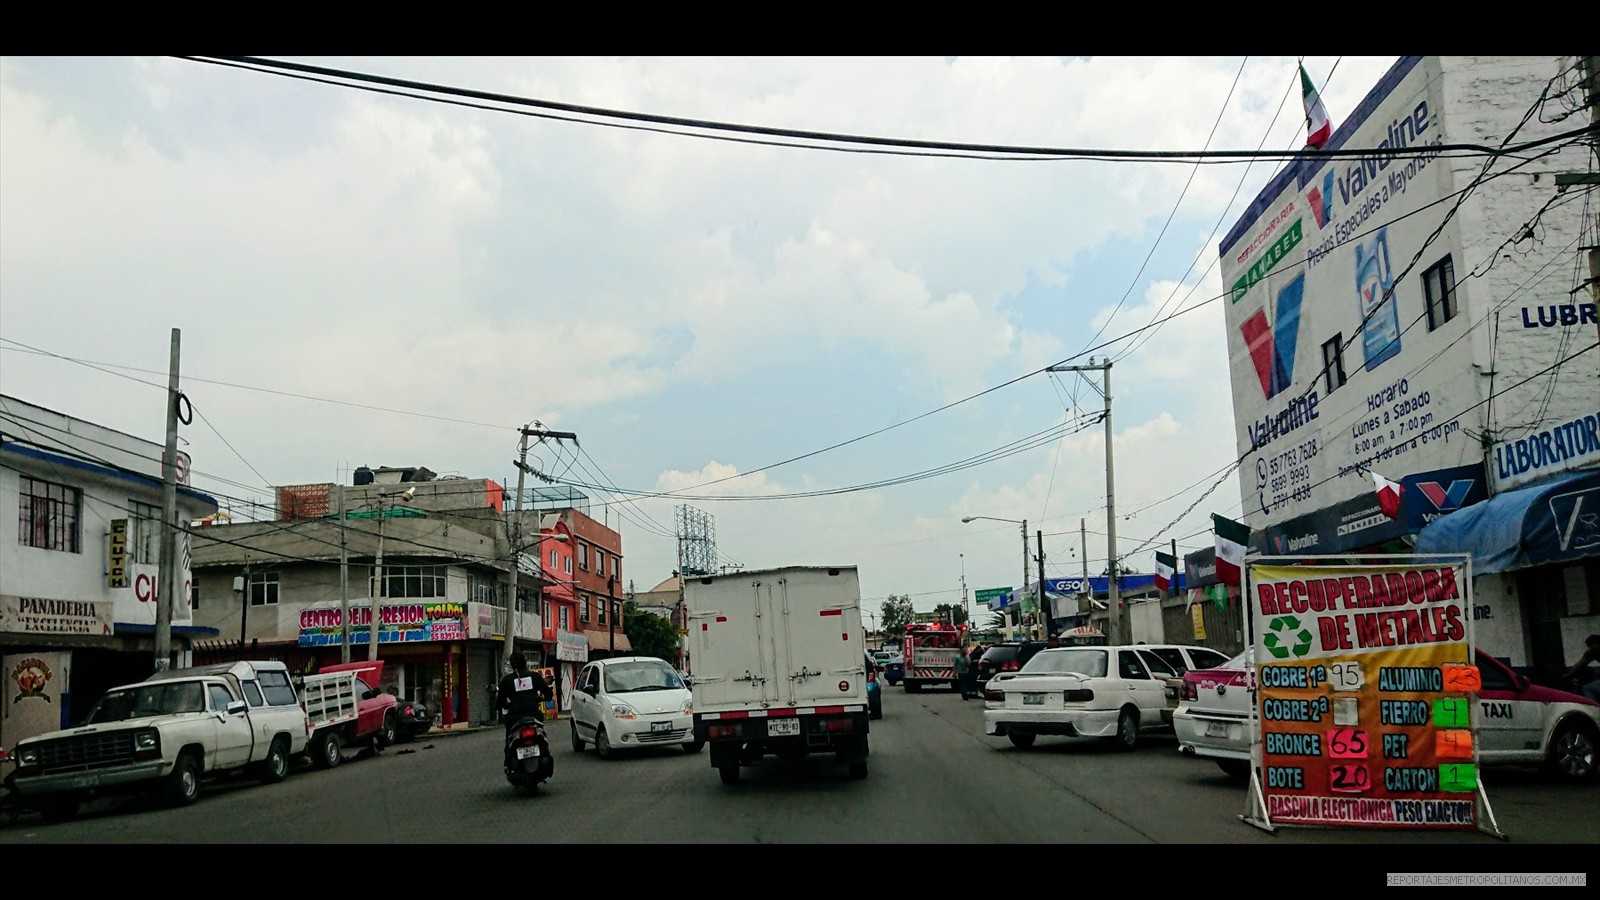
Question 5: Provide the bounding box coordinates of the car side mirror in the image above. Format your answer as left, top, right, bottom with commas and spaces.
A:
227, 700, 248, 716
361, 690, 377, 701
1515, 674, 1530, 690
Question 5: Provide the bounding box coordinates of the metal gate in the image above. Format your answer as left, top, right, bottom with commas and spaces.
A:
467, 647, 496, 726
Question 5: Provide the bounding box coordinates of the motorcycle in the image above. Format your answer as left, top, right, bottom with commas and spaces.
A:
504, 717, 554, 794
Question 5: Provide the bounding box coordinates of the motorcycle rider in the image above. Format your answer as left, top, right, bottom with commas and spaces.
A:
498, 652, 553, 734
1566, 634, 1600, 704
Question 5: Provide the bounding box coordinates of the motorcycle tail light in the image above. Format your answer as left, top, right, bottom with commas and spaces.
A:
519, 726, 538, 740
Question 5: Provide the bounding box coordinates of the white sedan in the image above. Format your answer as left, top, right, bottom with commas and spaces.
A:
569, 656, 704, 759
983, 646, 1179, 750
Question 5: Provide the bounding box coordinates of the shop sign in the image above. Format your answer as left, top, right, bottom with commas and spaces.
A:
108, 519, 130, 588
0, 595, 114, 637
556, 628, 588, 663
298, 601, 468, 646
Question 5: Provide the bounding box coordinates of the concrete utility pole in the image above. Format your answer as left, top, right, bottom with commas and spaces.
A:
339, 482, 351, 663
154, 328, 181, 672
370, 498, 387, 661
505, 426, 532, 672
1080, 518, 1089, 614
1036, 529, 1049, 639
1050, 358, 1121, 643
1554, 56, 1600, 344
1019, 518, 1029, 639
608, 574, 617, 654
959, 553, 968, 627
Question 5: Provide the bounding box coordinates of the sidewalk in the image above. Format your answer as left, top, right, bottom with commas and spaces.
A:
413, 711, 567, 740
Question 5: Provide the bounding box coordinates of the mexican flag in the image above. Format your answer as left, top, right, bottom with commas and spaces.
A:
1153, 551, 1177, 592
1213, 513, 1250, 586
1373, 471, 1404, 519
1186, 583, 1231, 611
1301, 63, 1332, 149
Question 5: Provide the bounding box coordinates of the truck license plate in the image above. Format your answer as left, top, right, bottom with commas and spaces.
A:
767, 718, 800, 736
516, 745, 540, 759
69, 774, 100, 789
1205, 721, 1230, 738
650, 721, 672, 733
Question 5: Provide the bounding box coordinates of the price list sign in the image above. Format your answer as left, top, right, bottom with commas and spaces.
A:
1246, 560, 1481, 830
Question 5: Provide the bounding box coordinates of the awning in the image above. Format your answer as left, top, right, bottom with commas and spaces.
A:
115, 623, 222, 639
585, 630, 632, 653
1414, 467, 1600, 575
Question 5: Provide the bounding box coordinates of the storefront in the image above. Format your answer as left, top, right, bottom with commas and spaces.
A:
1417, 467, 1600, 677
296, 600, 472, 727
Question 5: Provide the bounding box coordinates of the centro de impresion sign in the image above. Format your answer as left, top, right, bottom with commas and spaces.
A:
298, 602, 468, 646
1241, 556, 1500, 837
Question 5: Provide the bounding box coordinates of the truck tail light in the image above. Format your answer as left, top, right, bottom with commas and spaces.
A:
709, 724, 739, 739
823, 719, 855, 733
1063, 689, 1094, 703
1181, 681, 1197, 702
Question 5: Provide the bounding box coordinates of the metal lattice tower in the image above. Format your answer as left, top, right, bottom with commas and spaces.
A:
676, 504, 718, 577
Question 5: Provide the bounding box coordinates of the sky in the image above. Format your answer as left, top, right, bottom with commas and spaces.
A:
0, 55, 1400, 623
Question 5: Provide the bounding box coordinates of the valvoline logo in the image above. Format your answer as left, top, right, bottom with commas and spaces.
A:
1416, 479, 1475, 513
1307, 169, 1334, 229
1242, 272, 1307, 400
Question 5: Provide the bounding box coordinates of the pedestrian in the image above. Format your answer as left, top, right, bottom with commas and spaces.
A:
956, 646, 974, 700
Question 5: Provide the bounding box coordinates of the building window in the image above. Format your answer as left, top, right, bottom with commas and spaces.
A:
190, 584, 200, 610
543, 600, 551, 624
550, 548, 558, 570
598, 598, 606, 624
129, 500, 161, 564
17, 476, 81, 553
612, 601, 622, 622
374, 565, 447, 599
1422, 255, 1457, 331
559, 606, 569, 630
578, 543, 589, 570
248, 571, 279, 607
596, 551, 605, 576
1321, 334, 1347, 394
580, 594, 590, 623
563, 556, 572, 575
469, 574, 506, 606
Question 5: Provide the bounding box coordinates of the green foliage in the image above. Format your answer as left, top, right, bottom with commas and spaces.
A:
623, 602, 681, 663
932, 602, 968, 625
880, 594, 915, 634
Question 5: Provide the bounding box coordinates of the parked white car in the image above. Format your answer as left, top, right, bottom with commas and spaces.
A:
983, 645, 1182, 750
569, 656, 704, 759
1173, 647, 1600, 782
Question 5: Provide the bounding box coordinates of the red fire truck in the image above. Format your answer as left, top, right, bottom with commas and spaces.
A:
901, 622, 965, 693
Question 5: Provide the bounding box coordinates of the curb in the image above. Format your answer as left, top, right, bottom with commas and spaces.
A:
415, 713, 568, 740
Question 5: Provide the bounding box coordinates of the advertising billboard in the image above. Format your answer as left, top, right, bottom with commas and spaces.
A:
1242, 558, 1496, 833
298, 601, 467, 646
1221, 57, 1485, 533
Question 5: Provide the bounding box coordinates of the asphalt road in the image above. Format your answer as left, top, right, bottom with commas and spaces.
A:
3, 687, 1595, 844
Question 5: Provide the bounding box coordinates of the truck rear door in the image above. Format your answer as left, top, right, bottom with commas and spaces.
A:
687, 575, 779, 710
771, 569, 867, 709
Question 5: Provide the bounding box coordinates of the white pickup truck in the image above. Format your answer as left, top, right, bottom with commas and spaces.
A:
687, 565, 872, 785
2, 661, 309, 822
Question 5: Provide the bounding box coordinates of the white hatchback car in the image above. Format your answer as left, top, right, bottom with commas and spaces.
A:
569, 656, 703, 759
983, 645, 1182, 750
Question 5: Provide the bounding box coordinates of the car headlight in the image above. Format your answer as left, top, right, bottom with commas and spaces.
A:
134, 729, 159, 751
680, 698, 693, 714
17, 747, 38, 767
611, 703, 637, 719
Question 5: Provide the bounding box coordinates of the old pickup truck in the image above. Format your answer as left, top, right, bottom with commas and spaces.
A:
2, 661, 310, 822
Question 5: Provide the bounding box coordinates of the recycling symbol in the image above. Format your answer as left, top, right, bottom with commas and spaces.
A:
1263, 615, 1313, 659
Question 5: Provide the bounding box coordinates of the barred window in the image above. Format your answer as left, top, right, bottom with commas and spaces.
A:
18, 477, 81, 553
129, 500, 161, 564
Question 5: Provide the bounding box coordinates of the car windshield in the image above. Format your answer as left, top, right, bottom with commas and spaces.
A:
1019, 649, 1108, 677
603, 662, 683, 694
1223, 649, 1251, 669
88, 682, 207, 722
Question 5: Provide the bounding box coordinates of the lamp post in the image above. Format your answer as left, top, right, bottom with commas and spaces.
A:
369, 487, 414, 661
960, 516, 1033, 639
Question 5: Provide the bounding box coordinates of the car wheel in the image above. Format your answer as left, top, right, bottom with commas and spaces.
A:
595, 726, 615, 760
1217, 758, 1251, 781
570, 719, 587, 752
1008, 732, 1036, 749
377, 712, 398, 750
718, 764, 740, 785
38, 796, 81, 823
164, 752, 203, 807
314, 731, 343, 769
1113, 707, 1139, 751
259, 738, 290, 784
1543, 719, 1598, 781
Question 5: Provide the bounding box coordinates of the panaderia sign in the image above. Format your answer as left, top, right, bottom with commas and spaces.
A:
0, 596, 115, 637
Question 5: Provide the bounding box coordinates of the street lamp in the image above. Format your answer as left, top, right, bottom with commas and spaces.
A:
369, 487, 414, 661
961, 515, 1034, 640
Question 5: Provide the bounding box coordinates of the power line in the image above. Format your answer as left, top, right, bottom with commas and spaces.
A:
177, 56, 1593, 164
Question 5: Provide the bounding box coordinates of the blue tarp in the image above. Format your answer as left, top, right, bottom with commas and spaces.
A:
1414, 467, 1600, 574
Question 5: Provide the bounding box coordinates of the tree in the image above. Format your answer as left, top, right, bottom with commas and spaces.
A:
880, 594, 914, 635
622, 602, 680, 663
931, 602, 968, 626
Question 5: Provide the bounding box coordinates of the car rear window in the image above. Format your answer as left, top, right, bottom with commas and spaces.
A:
981, 646, 1020, 664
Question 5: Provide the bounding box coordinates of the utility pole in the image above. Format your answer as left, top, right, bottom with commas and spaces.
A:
1019, 518, 1029, 640
507, 424, 579, 673
338, 482, 351, 663
1080, 518, 1089, 615
370, 497, 386, 661
238, 556, 251, 659
1050, 358, 1121, 644
1036, 529, 1049, 640
1554, 56, 1599, 344
1171, 538, 1180, 603
959, 553, 968, 628
608, 575, 617, 654
154, 328, 181, 672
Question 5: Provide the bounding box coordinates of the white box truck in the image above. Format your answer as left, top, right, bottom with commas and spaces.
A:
687, 565, 871, 784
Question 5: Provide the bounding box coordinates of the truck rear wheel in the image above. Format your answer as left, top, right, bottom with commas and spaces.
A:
906, 681, 922, 693
314, 730, 343, 769
258, 737, 290, 784
718, 764, 740, 785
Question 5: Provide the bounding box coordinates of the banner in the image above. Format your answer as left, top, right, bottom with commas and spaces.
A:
1247, 560, 1480, 831
0, 596, 114, 637
298, 602, 467, 646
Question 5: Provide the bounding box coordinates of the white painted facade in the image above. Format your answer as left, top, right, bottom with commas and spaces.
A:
1220, 56, 1597, 528
1, 395, 218, 633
